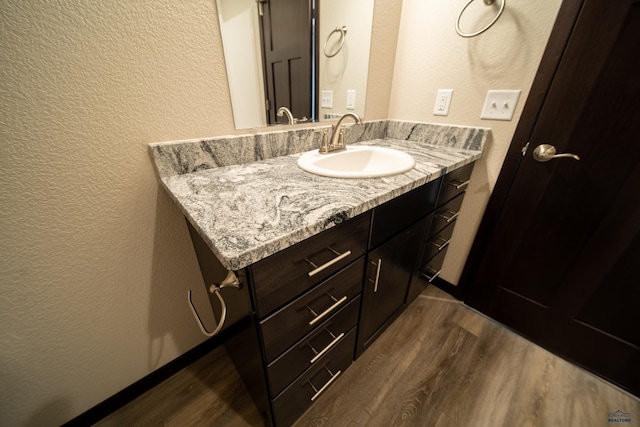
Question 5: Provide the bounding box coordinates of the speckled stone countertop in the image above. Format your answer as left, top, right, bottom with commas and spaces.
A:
150, 120, 489, 271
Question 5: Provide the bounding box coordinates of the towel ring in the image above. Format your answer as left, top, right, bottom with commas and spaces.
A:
456, 0, 505, 38
324, 26, 348, 57
187, 270, 240, 337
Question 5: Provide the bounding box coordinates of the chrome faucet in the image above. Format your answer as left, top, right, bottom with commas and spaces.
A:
277, 106, 295, 125
319, 112, 362, 154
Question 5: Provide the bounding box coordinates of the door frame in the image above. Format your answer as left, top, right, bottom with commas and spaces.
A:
458, 0, 585, 296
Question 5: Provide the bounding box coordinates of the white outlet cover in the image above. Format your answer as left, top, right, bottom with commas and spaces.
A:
481, 90, 521, 121
321, 90, 333, 108
346, 90, 356, 110
433, 89, 453, 116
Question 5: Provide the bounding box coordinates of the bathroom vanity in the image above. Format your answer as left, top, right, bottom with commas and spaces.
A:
150, 120, 487, 426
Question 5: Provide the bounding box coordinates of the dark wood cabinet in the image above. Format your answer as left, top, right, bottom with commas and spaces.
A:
251, 212, 370, 318
437, 162, 474, 205
357, 219, 426, 357
369, 179, 440, 249
186, 162, 476, 426
407, 162, 474, 303
259, 257, 364, 363
243, 219, 367, 426
266, 297, 360, 398
271, 328, 357, 427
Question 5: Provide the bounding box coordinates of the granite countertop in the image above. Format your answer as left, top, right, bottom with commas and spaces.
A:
155, 123, 487, 271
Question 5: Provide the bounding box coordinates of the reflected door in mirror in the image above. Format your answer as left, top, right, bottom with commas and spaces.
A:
260, 0, 317, 124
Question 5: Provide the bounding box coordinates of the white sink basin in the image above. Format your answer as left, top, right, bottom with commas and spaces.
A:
297, 145, 415, 178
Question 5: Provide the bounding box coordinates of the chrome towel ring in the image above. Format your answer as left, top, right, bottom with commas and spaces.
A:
324, 26, 348, 57
187, 270, 240, 337
456, 0, 505, 38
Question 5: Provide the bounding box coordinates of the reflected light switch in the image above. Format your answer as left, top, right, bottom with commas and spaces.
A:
346, 90, 356, 110
322, 91, 333, 108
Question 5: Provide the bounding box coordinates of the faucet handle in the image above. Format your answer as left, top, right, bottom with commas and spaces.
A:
336, 127, 346, 148
315, 128, 330, 153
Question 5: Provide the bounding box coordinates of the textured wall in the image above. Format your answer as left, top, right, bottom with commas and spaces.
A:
0, 1, 235, 426
389, 0, 563, 284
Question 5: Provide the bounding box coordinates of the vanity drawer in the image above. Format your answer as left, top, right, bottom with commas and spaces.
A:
422, 222, 456, 264
260, 257, 364, 362
266, 296, 359, 398
438, 162, 474, 205
420, 246, 448, 284
430, 192, 465, 237
272, 328, 356, 427
369, 178, 441, 249
250, 212, 370, 318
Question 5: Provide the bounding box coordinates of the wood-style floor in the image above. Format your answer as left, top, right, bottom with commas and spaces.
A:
96, 286, 639, 427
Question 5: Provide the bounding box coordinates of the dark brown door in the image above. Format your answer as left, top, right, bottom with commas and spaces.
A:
260, 0, 315, 124
463, 0, 640, 395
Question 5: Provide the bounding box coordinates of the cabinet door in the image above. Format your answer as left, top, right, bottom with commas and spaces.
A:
356, 219, 425, 357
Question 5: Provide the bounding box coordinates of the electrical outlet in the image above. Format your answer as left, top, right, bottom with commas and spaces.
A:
433, 89, 453, 116
321, 91, 333, 108
481, 90, 521, 120
346, 90, 356, 110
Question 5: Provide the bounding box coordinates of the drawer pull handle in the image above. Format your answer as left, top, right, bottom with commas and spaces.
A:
309, 332, 345, 364
308, 294, 348, 326
187, 270, 240, 337
447, 179, 470, 190
309, 367, 342, 401
436, 210, 459, 223
307, 248, 352, 277
423, 269, 441, 283
430, 237, 451, 251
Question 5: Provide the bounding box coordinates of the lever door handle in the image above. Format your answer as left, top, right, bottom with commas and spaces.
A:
533, 144, 580, 162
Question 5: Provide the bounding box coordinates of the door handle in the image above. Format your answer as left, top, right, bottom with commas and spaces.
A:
533, 144, 580, 162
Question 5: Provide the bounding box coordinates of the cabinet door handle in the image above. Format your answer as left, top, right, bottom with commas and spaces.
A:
308, 294, 348, 326
436, 210, 459, 223
447, 179, 470, 190
309, 331, 345, 364
306, 248, 352, 277
430, 237, 451, 251
371, 258, 382, 293
423, 269, 441, 283
309, 367, 342, 401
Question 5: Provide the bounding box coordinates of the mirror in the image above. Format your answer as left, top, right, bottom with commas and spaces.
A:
216, 0, 375, 130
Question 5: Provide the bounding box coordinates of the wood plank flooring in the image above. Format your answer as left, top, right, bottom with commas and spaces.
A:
96, 286, 639, 427
94, 341, 263, 427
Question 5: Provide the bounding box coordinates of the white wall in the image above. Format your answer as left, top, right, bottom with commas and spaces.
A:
389, 0, 563, 284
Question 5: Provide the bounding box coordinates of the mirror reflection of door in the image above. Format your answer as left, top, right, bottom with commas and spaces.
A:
259, 0, 317, 124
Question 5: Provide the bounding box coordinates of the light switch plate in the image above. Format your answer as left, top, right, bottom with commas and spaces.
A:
321, 90, 333, 108
346, 90, 356, 110
433, 89, 453, 116
481, 90, 521, 120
